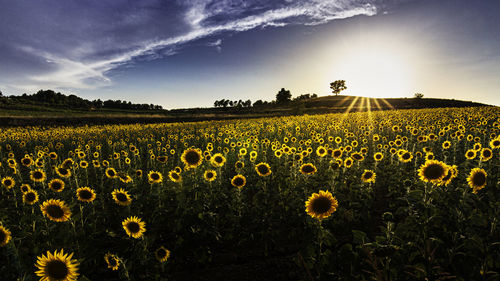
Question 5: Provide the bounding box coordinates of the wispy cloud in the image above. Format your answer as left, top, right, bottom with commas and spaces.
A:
6, 0, 377, 92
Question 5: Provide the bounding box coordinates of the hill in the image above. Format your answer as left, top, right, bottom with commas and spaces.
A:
0, 93, 492, 126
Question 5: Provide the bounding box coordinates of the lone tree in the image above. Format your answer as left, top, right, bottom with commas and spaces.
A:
414, 92, 424, 99
330, 80, 347, 96
276, 88, 292, 104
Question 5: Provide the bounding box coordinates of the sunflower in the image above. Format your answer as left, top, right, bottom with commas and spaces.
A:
174, 166, 183, 174
23, 189, 39, 205
48, 179, 65, 193
418, 160, 449, 184
49, 152, 58, 160
20, 183, 31, 193
0, 225, 12, 247
235, 161, 244, 169
135, 169, 143, 177
439, 165, 458, 186
231, 174, 246, 189
104, 253, 120, 270
305, 190, 338, 220
40, 199, 72, 222
1, 177, 15, 189
299, 163, 317, 175
210, 153, 226, 167
467, 168, 487, 193
255, 162, 272, 177
373, 152, 384, 161
480, 148, 493, 161
361, 170, 376, 183
344, 157, 354, 168
489, 138, 500, 149
168, 170, 182, 183
21, 156, 34, 167
148, 171, 163, 184
465, 149, 476, 160
30, 169, 47, 183
425, 152, 435, 161
351, 152, 364, 161
203, 170, 217, 182
156, 155, 168, 164
316, 146, 327, 157
181, 148, 203, 168
117, 172, 133, 184
399, 151, 413, 163
105, 167, 117, 179
155, 246, 171, 263
55, 167, 71, 178
76, 187, 96, 203
79, 161, 88, 169
442, 141, 451, 150
112, 189, 132, 206
35, 249, 79, 281
122, 216, 146, 238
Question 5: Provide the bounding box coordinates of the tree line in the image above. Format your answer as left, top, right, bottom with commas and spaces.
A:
0, 89, 163, 110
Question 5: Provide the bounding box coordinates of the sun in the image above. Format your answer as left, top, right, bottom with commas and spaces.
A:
327, 41, 415, 99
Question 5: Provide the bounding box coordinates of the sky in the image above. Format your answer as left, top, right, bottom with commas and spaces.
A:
0, 0, 499, 109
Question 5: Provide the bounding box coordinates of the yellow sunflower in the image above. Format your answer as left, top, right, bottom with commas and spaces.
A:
418, 160, 449, 184
122, 216, 146, 238
344, 157, 354, 168
76, 187, 96, 203
148, 171, 163, 184
361, 170, 376, 183
299, 163, 317, 175
480, 148, 493, 161
168, 170, 182, 183
135, 169, 143, 177
55, 166, 72, 178
467, 168, 487, 193
373, 152, 384, 162
48, 179, 65, 193
1, 177, 15, 189
231, 174, 246, 189
155, 246, 171, 263
181, 148, 203, 168
235, 161, 244, 169
23, 189, 39, 205
305, 190, 338, 220
439, 165, 458, 186
489, 138, 500, 149
21, 156, 34, 167
316, 146, 327, 157
104, 253, 120, 271
40, 199, 72, 222
210, 153, 226, 167
398, 151, 413, 163
0, 225, 12, 247
112, 189, 132, 206
105, 167, 117, 179
35, 249, 79, 281
20, 183, 31, 193
255, 162, 272, 177
465, 149, 476, 160
203, 170, 217, 182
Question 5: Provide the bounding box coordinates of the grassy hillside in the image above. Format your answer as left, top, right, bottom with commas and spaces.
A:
0, 95, 492, 126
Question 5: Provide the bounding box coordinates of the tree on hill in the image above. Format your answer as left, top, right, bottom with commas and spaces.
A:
330, 80, 347, 96
276, 88, 292, 104
414, 93, 424, 99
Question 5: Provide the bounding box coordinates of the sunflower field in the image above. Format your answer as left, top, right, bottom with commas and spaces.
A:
1, 106, 499, 280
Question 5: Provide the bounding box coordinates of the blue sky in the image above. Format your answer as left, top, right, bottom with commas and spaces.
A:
0, 0, 499, 108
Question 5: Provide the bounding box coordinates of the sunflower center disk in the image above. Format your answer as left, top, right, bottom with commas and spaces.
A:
46, 205, 64, 218
423, 164, 445, 180
46, 260, 69, 280
127, 222, 140, 233
311, 197, 332, 214
185, 152, 200, 164
473, 173, 486, 186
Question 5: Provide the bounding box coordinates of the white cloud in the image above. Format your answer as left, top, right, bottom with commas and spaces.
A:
20, 0, 377, 91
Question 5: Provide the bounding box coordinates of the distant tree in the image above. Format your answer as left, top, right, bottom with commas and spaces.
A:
253, 100, 264, 107
0, 90, 3, 97
414, 92, 424, 99
243, 99, 252, 107
276, 88, 292, 104
330, 80, 347, 96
